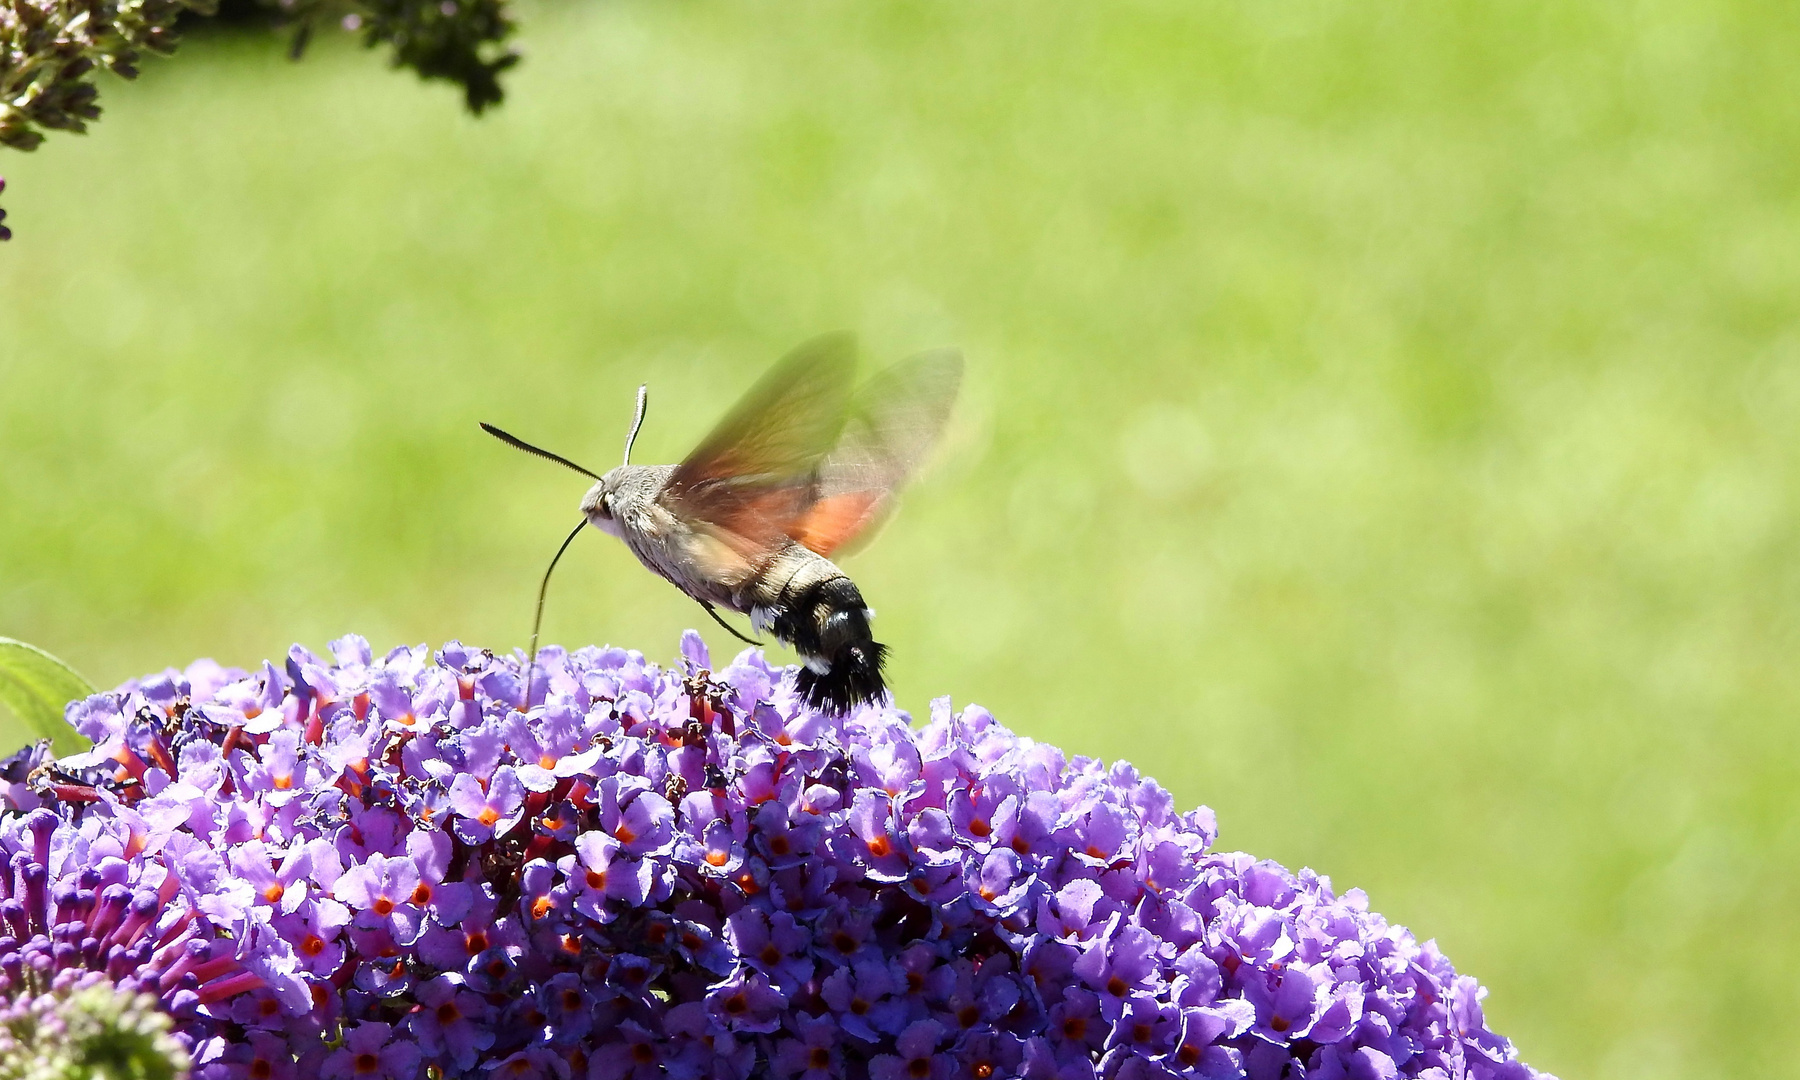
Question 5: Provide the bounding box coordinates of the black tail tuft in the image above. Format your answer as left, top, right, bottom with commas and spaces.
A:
773, 575, 889, 713
795, 639, 889, 714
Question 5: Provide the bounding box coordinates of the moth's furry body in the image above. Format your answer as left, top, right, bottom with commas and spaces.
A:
582, 464, 886, 713
486, 333, 959, 715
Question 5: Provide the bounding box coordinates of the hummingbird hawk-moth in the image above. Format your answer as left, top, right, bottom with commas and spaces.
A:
482, 332, 962, 713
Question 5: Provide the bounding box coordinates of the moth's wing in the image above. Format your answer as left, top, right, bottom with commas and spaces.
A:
789, 347, 963, 558
662, 333, 859, 560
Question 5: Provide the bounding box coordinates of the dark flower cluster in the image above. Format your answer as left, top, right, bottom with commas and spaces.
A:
0, 0, 216, 153
1, 0, 513, 239
1, 0, 513, 152
0, 633, 1550, 1080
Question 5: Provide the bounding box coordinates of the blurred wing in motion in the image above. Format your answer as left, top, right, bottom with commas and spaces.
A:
663, 333, 859, 557
789, 347, 963, 557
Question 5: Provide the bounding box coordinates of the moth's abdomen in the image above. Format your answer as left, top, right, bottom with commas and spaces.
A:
769, 574, 888, 713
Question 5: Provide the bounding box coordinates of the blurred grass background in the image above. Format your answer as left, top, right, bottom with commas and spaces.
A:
4, 0, 1798, 1075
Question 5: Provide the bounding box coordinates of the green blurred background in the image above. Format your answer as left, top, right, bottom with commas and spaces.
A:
4, 1, 1798, 1075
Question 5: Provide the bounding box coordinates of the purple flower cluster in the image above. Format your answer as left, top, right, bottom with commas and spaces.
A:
0, 740, 271, 1040
0, 633, 1551, 1080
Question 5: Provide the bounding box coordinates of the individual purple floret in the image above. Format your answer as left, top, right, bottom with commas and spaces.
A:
0, 633, 1554, 1079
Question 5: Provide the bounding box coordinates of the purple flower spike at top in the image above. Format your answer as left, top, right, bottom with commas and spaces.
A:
0, 632, 1555, 1080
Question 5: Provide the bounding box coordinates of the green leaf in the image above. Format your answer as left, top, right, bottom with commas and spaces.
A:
0, 638, 97, 751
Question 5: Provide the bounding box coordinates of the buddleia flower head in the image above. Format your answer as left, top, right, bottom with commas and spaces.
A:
3, 632, 1553, 1079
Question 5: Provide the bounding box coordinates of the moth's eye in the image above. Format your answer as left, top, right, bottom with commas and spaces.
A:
597, 496, 614, 519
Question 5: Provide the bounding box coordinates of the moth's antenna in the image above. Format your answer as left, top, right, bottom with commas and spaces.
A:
480, 423, 604, 481
623, 385, 648, 466
522, 518, 588, 709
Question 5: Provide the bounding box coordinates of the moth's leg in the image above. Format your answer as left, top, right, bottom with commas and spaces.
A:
698, 600, 764, 647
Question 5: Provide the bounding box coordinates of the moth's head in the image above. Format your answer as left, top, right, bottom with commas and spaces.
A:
580, 471, 625, 537
582, 466, 665, 537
